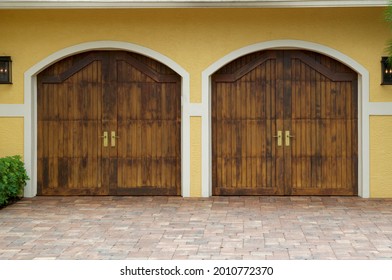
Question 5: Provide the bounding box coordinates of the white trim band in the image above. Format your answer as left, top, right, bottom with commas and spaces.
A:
201, 39, 371, 198
2, 39, 392, 198
0, 104, 26, 117
21, 40, 191, 198
0, 0, 388, 9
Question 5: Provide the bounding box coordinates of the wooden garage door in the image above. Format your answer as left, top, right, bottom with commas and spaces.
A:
37, 51, 181, 195
212, 50, 358, 195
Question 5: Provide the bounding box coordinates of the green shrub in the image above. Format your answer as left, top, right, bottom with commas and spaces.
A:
0, 155, 29, 207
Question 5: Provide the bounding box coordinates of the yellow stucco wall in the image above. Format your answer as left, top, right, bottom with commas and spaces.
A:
1, 8, 391, 104
190, 117, 202, 197
0, 118, 24, 158
1, 7, 392, 197
370, 116, 392, 198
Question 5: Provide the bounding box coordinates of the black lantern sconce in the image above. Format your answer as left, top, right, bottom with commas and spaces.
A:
381, 57, 392, 85
0, 56, 12, 84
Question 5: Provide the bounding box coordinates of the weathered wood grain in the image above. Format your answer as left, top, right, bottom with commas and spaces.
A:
38, 51, 181, 195
212, 50, 358, 195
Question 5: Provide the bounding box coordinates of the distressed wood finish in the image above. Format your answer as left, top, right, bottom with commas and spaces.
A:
113, 52, 181, 195
286, 51, 358, 195
37, 51, 181, 195
212, 51, 285, 195
212, 50, 357, 196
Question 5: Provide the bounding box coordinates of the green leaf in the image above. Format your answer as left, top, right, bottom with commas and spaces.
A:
0, 155, 29, 208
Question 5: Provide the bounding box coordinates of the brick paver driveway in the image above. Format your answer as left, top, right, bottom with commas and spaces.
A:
1, 196, 391, 260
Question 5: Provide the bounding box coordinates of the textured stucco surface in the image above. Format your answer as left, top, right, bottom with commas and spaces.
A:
0, 117, 23, 158
1, 7, 391, 196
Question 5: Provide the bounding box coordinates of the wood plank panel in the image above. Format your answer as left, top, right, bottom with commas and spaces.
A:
113, 53, 181, 195
38, 51, 181, 196
287, 51, 357, 195
38, 56, 105, 195
212, 50, 357, 196
212, 51, 283, 195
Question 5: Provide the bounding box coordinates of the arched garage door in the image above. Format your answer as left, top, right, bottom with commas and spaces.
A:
37, 51, 181, 195
212, 50, 358, 195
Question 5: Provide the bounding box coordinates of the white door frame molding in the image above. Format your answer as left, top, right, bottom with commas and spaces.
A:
201, 40, 370, 197
22, 40, 191, 197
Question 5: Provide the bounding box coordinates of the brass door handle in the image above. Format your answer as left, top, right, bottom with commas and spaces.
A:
99, 131, 108, 147
285, 131, 295, 146
111, 131, 120, 147
273, 131, 282, 147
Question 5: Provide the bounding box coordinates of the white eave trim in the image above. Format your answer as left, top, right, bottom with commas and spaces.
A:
0, 1, 388, 9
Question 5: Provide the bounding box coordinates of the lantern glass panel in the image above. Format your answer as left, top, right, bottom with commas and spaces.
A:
0, 57, 12, 84
381, 57, 392, 85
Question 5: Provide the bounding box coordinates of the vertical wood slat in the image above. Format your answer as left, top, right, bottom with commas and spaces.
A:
289, 51, 357, 195
212, 51, 282, 195
212, 50, 357, 196
38, 51, 180, 195
38, 58, 104, 195
114, 54, 181, 195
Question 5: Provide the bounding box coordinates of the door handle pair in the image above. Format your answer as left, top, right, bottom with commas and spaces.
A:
285, 130, 295, 146
272, 131, 283, 146
273, 131, 295, 146
99, 131, 119, 147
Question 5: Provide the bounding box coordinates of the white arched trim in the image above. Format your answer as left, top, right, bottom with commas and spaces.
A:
201, 40, 370, 198
21, 41, 191, 197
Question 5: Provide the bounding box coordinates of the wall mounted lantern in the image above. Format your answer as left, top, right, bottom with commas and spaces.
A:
0, 56, 12, 84
381, 56, 392, 85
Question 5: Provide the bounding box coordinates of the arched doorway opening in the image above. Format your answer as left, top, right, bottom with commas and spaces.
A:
201, 40, 368, 197
211, 49, 357, 195
37, 50, 181, 195
23, 41, 190, 197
